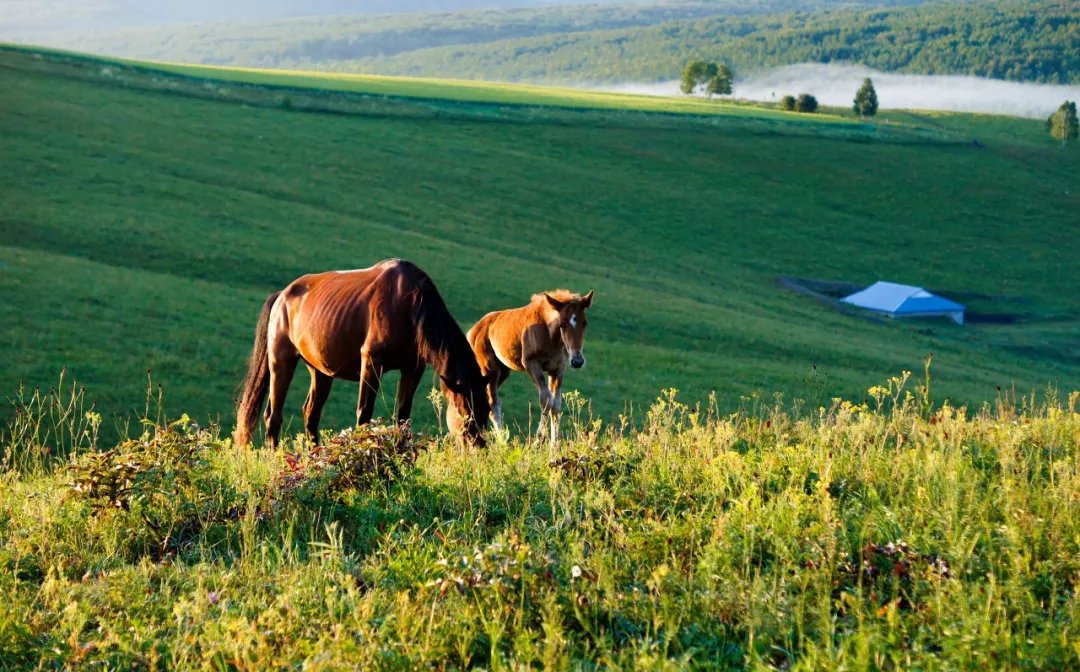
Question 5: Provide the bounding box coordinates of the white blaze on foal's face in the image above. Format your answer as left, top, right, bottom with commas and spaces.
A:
544, 291, 593, 370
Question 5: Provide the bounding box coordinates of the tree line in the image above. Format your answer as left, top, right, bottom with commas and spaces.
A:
329, 0, 1078, 86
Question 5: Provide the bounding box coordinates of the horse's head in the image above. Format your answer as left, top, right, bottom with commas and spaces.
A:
442, 374, 491, 447
544, 290, 594, 369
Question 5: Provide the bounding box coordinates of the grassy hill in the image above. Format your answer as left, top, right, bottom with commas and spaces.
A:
1, 46, 1078, 445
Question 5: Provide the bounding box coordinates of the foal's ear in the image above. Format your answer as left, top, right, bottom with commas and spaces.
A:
581, 290, 594, 308
544, 293, 567, 312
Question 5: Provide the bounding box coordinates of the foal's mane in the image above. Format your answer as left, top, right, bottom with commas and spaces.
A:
530, 289, 581, 304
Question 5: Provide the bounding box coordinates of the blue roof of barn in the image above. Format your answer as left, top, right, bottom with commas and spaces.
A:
841, 281, 964, 315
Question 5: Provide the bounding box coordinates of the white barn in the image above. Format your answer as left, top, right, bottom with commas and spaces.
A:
841, 281, 965, 324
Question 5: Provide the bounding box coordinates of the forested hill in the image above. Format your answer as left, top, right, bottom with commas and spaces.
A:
341, 0, 1080, 84
4, 2, 932, 63
0, 0, 630, 33
29, 0, 1070, 85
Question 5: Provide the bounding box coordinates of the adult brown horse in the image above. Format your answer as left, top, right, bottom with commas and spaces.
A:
234, 259, 490, 448
463, 289, 593, 444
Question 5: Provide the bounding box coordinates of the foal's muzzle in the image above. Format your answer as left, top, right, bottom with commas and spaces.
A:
571, 354, 585, 369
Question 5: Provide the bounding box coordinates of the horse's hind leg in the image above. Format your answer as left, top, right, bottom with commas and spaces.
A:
394, 363, 426, 425
302, 366, 333, 444
488, 368, 509, 432
265, 347, 299, 448
356, 352, 383, 426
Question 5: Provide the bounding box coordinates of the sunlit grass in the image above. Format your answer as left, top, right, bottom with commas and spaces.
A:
1, 42, 852, 122
2, 370, 1078, 668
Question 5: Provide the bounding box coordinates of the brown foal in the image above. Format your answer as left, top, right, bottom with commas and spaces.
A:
465, 290, 593, 444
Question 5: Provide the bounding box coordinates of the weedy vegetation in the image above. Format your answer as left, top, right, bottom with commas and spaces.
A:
1, 367, 1078, 668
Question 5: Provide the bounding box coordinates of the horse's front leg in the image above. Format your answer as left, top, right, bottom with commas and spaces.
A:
547, 370, 565, 446
525, 360, 553, 442
394, 363, 426, 426
356, 351, 383, 426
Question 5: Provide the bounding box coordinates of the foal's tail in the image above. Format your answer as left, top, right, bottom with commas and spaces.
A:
234, 292, 280, 447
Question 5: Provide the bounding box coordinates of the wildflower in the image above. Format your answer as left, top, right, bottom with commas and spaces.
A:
571, 565, 582, 579
208, 591, 219, 605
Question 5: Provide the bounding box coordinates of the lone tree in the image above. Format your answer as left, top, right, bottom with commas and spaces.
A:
853, 77, 879, 117
680, 60, 733, 97
795, 93, 819, 113
1049, 100, 1078, 147
706, 63, 734, 96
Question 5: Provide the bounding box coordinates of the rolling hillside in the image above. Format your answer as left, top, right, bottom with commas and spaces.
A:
1, 46, 1078, 443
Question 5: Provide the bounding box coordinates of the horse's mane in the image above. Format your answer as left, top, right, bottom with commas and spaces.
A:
530, 289, 581, 304
406, 264, 482, 384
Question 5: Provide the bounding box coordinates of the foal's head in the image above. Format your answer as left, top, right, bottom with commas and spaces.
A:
442, 374, 491, 447
544, 290, 594, 369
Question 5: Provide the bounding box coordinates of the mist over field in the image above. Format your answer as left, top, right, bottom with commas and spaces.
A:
602, 63, 1080, 119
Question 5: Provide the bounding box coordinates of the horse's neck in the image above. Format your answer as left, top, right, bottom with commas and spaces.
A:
527, 303, 561, 348
431, 342, 474, 383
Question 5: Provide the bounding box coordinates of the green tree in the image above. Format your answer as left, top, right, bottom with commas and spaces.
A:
795, 93, 818, 113
853, 77, 878, 117
680, 60, 706, 95
780, 94, 796, 111
706, 63, 734, 96
681, 60, 733, 96
1050, 100, 1078, 147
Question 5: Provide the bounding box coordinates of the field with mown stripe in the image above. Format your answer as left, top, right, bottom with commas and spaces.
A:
1, 45, 1078, 441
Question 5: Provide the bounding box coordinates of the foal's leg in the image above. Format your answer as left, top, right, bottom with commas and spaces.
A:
394, 363, 426, 425
356, 352, 383, 426
525, 360, 553, 442
302, 366, 333, 444
265, 346, 299, 449
547, 370, 565, 446
487, 367, 508, 432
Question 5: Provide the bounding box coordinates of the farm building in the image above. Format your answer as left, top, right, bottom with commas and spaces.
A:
841, 281, 965, 324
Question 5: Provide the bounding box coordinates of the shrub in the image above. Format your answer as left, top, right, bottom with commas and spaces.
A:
67, 417, 241, 558
796, 93, 819, 113
273, 421, 420, 504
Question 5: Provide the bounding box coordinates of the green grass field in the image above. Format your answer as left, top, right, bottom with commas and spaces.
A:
1, 45, 1078, 444
2, 46, 1079, 669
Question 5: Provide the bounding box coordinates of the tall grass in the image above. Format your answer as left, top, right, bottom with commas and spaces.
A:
0, 370, 101, 473
1, 370, 1077, 669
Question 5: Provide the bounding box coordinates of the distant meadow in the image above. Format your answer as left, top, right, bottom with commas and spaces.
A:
601, 63, 1080, 119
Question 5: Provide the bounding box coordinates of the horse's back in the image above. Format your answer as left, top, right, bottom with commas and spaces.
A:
277, 260, 424, 378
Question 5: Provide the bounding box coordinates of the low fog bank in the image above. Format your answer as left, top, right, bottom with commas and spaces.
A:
601, 63, 1080, 119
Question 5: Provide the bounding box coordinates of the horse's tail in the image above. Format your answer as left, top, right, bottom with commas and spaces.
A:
234, 291, 280, 447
